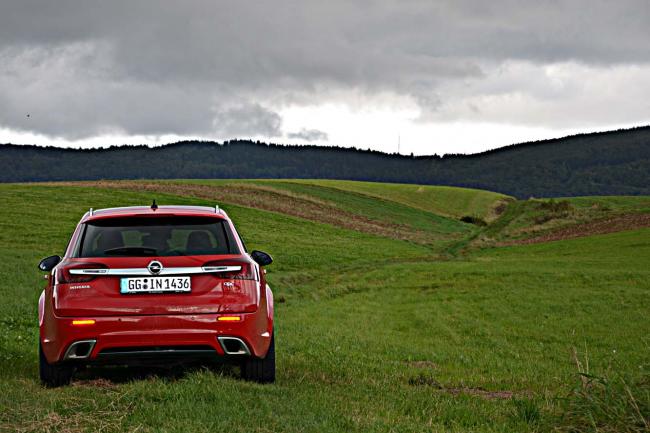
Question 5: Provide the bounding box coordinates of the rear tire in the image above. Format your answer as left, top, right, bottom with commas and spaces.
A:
39, 342, 74, 387
241, 333, 275, 383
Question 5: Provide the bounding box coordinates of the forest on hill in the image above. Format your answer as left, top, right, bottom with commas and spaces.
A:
1, 126, 649, 198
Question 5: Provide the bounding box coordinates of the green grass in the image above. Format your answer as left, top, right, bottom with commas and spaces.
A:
187, 179, 472, 235
567, 195, 650, 213
477, 195, 650, 244
0, 182, 648, 433
268, 179, 510, 220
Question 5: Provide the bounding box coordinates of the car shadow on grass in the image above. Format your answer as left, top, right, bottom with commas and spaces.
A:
72, 360, 240, 385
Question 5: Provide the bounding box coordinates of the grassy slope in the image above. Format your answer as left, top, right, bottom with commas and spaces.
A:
188, 179, 472, 234
284, 179, 511, 220
478, 195, 650, 244
0, 183, 648, 433
567, 195, 650, 213
177, 179, 474, 247
57, 179, 478, 250
175, 179, 507, 221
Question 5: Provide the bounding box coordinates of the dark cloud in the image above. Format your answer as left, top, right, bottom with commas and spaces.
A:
287, 128, 329, 142
0, 1, 649, 140
212, 104, 282, 138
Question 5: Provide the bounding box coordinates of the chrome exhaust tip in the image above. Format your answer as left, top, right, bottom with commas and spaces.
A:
217, 336, 251, 356
63, 339, 96, 360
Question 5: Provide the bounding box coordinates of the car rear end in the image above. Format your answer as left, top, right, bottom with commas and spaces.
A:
39, 206, 274, 385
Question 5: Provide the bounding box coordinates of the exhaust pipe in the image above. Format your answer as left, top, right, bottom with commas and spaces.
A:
63, 339, 96, 360
217, 336, 250, 355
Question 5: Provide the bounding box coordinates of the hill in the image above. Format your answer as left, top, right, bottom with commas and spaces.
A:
1, 125, 649, 198
0, 181, 648, 432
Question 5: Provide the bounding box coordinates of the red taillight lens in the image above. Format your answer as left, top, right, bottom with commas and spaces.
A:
203, 259, 256, 280
57, 263, 107, 284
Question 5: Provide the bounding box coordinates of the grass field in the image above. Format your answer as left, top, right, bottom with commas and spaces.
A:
260, 179, 511, 221
0, 181, 648, 433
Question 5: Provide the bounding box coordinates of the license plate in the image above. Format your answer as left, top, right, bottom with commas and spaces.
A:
120, 276, 191, 294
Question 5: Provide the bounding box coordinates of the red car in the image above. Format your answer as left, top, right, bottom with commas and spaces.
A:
37, 203, 275, 386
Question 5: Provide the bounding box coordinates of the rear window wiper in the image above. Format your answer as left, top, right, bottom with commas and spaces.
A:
103, 246, 158, 256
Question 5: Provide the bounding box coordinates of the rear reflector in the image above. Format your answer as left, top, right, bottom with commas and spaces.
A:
72, 319, 96, 326
217, 316, 241, 322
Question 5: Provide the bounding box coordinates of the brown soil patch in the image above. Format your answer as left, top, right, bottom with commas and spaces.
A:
500, 213, 650, 246
406, 360, 438, 369
50, 180, 436, 244
486, 198, 514, 222
443, 387, 520, 400
71, 378, 118, 389
408, 374, 526, 400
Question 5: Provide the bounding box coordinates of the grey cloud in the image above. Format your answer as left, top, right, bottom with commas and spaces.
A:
287, 129, 329, 142
212, 104, 282, 138
0, 0, 649, 139
3, 2, 649, 70
0, 43, 281, 138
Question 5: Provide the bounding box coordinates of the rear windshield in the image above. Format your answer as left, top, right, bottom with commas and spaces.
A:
76, 216, 238, 257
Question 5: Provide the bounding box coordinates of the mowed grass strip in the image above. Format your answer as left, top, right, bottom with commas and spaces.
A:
184, 179, 473, 236
0, 183, 648, 433
284, 179, 511, 221
48, 180, 473, 249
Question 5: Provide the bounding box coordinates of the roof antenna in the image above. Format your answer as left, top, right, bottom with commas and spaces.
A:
151, 199, 158, 211
215, 204, 220, 213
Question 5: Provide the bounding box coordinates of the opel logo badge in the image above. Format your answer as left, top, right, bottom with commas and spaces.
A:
147, 260, 163, 275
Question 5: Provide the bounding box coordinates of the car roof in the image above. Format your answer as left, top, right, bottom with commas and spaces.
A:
82, 205, 228, 222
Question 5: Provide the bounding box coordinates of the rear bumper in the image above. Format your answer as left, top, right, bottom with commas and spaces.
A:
41, 311, 272, 364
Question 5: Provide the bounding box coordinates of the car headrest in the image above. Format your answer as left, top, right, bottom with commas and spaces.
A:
186, 231, 213, 252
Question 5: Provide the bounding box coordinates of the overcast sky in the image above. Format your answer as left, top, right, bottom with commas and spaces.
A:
1, 1, 649, 155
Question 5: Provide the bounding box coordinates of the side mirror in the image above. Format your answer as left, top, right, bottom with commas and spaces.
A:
250, 250, 273, 266
38, 255, 61, 272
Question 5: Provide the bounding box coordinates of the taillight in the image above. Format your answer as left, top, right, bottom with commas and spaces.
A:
203, 259, 256, 280
57, 263, 107, 284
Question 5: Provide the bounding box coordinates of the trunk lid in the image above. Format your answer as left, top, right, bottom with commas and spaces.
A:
54, 256, 259, 317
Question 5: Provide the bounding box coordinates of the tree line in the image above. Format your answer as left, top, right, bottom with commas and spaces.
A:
1, 126, 649, 198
